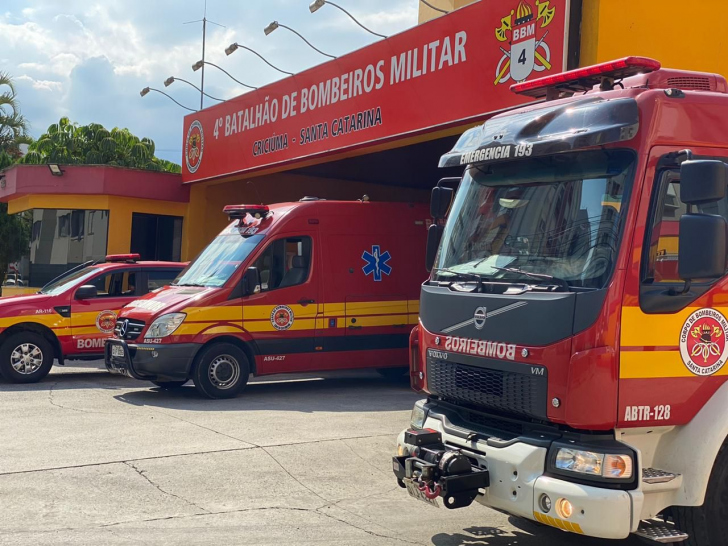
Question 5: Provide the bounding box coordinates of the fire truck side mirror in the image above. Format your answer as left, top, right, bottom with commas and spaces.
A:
426, 224, 444, 272
242, 267, 261, 296
680, 160, 727, 205
431, 187, 453, 219
75, 285, 98, 300
678, 214, 727, 280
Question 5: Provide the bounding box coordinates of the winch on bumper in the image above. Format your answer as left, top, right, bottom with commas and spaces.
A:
394, 400, 637, 540
104, 338, 198, 381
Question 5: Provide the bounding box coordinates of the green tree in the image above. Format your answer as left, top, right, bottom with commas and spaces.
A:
22, 117, 181, 173
0, 72, 31, 158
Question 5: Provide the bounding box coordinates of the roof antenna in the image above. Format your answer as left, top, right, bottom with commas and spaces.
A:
246, 180, 264, 204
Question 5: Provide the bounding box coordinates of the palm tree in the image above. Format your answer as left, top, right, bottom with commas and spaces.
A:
0, 73, 30, 158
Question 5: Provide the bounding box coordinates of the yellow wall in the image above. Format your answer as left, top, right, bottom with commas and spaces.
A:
418, 0, 475, 23
8, 194, 189, 257
580, 0, 728, 76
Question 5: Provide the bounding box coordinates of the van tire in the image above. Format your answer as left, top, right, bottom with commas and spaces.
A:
376, 367, 408, 380
192, 343, 249, 399
0, 332, 54, 384
152, 380, 188, 389
672, 442, 728, 546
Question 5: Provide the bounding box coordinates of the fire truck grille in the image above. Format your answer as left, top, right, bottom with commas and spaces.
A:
114, 319, 145, 341
427, 360, 547, 419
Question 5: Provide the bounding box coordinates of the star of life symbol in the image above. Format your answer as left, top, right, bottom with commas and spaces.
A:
362, 245, 392, 282
494, 0, 555, 85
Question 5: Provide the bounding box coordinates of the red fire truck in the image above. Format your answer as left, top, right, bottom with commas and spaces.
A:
106, 199, 428, 398
393, 58, 728, 545
0, 255, 183, 383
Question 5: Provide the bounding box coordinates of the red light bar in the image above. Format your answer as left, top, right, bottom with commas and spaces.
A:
511, 57, 661, 99
106, 253, 141, 262
223, 204, 270, 219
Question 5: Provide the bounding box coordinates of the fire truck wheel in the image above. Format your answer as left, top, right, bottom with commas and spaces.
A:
152, 380, 188, 389
672, 441, 728, 546
0, 332, 54, 384
192, 343, 250, 399
376, 367, 408, 380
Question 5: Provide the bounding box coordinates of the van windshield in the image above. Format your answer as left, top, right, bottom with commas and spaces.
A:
175, 231, 264, 288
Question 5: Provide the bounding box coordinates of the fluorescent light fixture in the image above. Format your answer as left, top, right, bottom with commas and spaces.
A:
224, 43, 238, 56
140, 87, 150, 97
163, 77, 175, 87
48, 164, 63, 177
309, 0, 326, 13
264, 21, 279, 35
192, 60, 204, 71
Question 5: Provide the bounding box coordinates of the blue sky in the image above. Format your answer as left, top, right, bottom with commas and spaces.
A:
1, 0, 418, 163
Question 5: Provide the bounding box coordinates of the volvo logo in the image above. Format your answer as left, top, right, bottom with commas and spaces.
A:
473, 307, 487, 330
118, 319, 129, 337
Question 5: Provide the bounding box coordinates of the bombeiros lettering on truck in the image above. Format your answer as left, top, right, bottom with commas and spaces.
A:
393, 57, 728, 545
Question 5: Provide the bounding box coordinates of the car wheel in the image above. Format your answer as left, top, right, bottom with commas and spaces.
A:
192, 343, 250, 399
0, 332, 55, 384
152, 380, 188, 389
672, 442, 728, 546
376, 367, 408, 380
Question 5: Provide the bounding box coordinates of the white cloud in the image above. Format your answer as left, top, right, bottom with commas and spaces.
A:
15, 75, 63, 92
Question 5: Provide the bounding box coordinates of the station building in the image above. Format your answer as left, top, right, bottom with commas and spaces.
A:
0, 0, 721, 293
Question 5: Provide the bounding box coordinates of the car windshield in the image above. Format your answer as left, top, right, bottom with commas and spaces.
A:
174, 230, 264, 288
434, 149, 635, 290
39, 267, 99, 296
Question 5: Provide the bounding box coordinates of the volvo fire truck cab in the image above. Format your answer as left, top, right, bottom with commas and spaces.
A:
106, 199, 428, 399
0, 255, 184, 383
393, 58, 728, 545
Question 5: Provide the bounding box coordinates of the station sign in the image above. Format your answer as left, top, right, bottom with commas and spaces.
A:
182, 0, 570, 183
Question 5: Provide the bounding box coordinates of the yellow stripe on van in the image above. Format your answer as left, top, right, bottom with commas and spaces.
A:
245, 318, 317, 333
183, 306, 243, 322
0, 315, 69, 329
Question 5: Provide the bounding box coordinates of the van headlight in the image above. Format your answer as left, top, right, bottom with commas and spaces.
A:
551, 447, 633, 480
410, 400, 428, 429
146, 313, 186, 338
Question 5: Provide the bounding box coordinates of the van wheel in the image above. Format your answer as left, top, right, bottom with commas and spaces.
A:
152, 380, 188, 389
672, 442, 728, 545
0, 332, 54, 384
192, 343, 249, 399
376, 367, 408, 380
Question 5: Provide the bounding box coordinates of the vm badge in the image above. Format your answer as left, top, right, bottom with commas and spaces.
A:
473, 307, 487, 330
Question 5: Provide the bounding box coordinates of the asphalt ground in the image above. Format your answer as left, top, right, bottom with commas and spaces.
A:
0, 362, 643, 545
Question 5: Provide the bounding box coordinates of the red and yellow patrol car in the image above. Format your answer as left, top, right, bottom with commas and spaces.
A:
106, 199, 428, 398
0, 255, 183, 383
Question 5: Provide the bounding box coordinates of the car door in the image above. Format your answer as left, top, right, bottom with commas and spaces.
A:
242, 233, 320, 374
70, 268, 140, 354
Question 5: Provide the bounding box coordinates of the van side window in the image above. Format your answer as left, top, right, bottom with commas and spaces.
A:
87, 271, 137, 298
253, 237, 311, 291
644, 172, 728, 283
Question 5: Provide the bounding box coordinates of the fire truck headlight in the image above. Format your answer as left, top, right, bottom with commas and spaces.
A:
147, 313, 186, 338
553, 448, 633, 480
410, 400, 428, 429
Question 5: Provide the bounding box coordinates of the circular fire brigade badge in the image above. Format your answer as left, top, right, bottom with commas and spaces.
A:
679, 308, 728, 376
271, 305, 294, 331
185, 120, 204, 174
96, 310, 118, 334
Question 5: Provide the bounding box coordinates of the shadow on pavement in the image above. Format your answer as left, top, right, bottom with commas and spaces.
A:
111, 372, 418, 413
431, 520, 644, 545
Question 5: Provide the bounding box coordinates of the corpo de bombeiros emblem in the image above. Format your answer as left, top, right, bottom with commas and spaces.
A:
494, 0, 556, 85
185, 120, 204, 173
679, 308, 728, 376
271, 305, 294, 331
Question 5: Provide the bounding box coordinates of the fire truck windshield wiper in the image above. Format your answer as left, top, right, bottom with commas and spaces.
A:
491, 266, 570, 291
432, 268, 483, 286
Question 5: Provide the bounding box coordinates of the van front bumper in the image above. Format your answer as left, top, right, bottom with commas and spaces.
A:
105, 339, 199, 382
394, 402, 636, 540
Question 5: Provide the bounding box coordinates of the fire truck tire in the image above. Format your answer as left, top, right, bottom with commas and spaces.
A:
152, 380, 188, 389
0, 332, 54, 384
376, 367, 408, 380
672, 441, 728, 546
192, 343, 250, 399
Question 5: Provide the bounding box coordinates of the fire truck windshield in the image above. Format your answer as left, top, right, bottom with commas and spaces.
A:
434, 149, 635, 290
175, 233, 264, 288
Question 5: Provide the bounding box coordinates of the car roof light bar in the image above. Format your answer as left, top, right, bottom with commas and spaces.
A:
223, 204, 271, 219
106, 254, 141, 262
511, 56, 662, 99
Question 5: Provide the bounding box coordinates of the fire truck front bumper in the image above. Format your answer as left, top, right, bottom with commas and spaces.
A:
105, 339, 199, 382
394, 401, 636, 540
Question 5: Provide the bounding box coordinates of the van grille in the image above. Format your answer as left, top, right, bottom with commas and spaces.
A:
115, 319, 145, 341
427, 360, 547, 419
667, 76, 712, 91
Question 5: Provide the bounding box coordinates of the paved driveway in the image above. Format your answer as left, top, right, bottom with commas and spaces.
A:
0, 363, 642, 545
